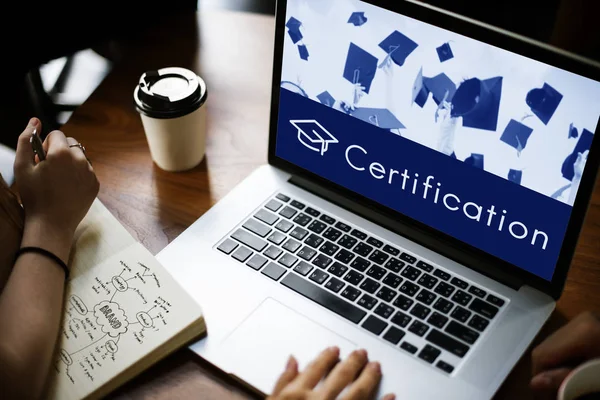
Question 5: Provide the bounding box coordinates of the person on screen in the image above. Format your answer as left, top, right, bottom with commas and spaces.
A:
551, 150, 589, 205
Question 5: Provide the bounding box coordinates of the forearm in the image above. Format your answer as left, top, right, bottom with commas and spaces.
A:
569, 176, 581, 205
0, 219, 72, 399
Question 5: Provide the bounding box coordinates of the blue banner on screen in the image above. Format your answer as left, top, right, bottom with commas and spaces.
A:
277, 0, 600, 281
277, 89, 572, 280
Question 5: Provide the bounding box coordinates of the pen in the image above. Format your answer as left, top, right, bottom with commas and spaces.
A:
30, 128, 46, 162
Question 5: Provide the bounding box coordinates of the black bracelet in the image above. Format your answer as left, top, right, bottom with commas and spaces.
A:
15, 247, 69, 279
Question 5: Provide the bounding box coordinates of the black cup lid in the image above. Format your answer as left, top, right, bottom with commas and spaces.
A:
134, 67, 207, 119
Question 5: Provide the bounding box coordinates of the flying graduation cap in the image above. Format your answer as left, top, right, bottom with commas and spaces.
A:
348, 11, 368, 26
562, 128, 594, 181
569, 123, 579, 139
424, 73, 456, 105
286, 17, 303, 44
343, 43, 378, 94
378, 30, 418, 68
508, 169, 523, 185
464, 153, 484, 170
500, 119, 534, 153
526, 83, 563, 125
436, 42, 454, 63
317, 91, 336, 107
290, 120, 339, 156
298, 44, 309, 61
452, 77, 503, 131
351, 107, 406, 130
412, 67, 430, 108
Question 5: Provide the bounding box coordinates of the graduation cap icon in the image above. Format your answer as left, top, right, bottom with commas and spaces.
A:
343, 43, 379, 94
298, 44, 309, 61
424, 73, 456, 105
348, 11, 367, 26
562, 128, 594, 181
412, 67, 430, 108
290, 120, 339, 156
378, 30, 418, 68
508, 169, 523, 185
436, 42, 454, 63
317, 91, 336, 107
351, 107, 406, 130
464, 153, 484, 169
286, 17, 303, 43
500, 119, 534, 153
569, 123, 579, 139
452, 77, 503, 131
526, 83, 563, 125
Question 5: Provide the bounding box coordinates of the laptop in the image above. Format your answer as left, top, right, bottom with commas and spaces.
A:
158, 0, 600, 398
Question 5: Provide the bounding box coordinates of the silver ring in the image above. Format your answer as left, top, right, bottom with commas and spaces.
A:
69, 143, 86, 154
69, 143, 92, 165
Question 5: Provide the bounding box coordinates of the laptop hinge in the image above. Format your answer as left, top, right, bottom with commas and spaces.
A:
289, 175, 524, 291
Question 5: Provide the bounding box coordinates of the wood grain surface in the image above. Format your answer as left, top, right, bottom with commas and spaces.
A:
59, 10, 600, 400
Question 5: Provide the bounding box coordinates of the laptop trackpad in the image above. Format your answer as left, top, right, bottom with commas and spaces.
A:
219, 297, 357, 395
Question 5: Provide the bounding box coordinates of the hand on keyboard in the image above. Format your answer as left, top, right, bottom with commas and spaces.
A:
268, 347, 395, 400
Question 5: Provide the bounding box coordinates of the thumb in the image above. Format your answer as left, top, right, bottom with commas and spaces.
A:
14, 118, 40, 174
530, 367, 573, 392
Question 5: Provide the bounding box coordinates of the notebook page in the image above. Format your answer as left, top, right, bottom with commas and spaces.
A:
70, 199, 137, 279
46, 242, 204, 400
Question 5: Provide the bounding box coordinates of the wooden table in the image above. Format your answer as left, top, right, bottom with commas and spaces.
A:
61, 10, 600, 400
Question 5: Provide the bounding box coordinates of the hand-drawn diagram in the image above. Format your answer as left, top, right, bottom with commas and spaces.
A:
52, 257, 175, 387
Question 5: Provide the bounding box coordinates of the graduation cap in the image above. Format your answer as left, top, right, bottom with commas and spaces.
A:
298, 44, 309, 61
348, 11, 367, 26
452, 77, 503, 131
569, 123, 579, 139
424, 73, 456, 105
351, 107, 406, 130
436, 42, 454, 63
378, 30, 418, 68
464, 153, 484, 169
317, 91, 336, 107
562, 128, 594, 181
343, 43, 378, 94
500, 119, 534, 153
508, 169, 523, 185
412, 67, 430, 108
526, 83, 563, 125
290, 120, 339, 155
286, 17, 303, 44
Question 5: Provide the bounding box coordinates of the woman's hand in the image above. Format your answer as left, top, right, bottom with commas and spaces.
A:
268, 347, 395, 400
531, 312, 600, 398
14, 118, 99, 262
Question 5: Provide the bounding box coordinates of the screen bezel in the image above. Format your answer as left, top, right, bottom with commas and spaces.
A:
267, 0, 600, 299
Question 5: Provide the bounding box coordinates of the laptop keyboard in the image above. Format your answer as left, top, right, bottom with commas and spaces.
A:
216, 193, 507, 374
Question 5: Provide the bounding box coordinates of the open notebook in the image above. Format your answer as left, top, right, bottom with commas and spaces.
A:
45, 199, 206, 400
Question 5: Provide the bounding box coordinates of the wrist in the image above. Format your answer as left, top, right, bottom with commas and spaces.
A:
21, 217, 74, 265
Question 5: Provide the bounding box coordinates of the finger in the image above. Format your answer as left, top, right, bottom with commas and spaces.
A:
318, 349, 368, 399
66, 137, 88, 163
14, 118, 39, 172
532, 312, 600, 375
293, 347, 340, 389
381, 394, 396, 400
530, 367, 572, 392
271, 356, 299, 396
46, 130, 69, 155
582, 149, 590, 159
341, 362, 382, 400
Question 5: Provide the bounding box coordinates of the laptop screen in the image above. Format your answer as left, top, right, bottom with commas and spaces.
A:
274, 0, 600, 281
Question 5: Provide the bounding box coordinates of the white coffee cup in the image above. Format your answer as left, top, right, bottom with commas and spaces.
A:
134, 67, 208, 172
558, 358, 600, 400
